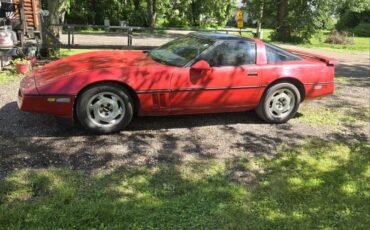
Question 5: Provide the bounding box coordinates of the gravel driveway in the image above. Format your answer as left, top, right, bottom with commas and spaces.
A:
0, 42, 369, 179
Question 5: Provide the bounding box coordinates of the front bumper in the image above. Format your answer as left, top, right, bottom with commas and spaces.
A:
18, 86, 76, 119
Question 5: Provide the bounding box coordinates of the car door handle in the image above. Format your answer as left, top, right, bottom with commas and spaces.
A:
247, 71, 259, 76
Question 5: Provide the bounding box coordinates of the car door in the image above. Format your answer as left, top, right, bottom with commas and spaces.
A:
170, 40, 264, 114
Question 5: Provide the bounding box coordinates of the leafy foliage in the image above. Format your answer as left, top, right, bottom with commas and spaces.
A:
351, 22, 370, 37
246, 0, 370, 42
336, 10, 370, 36
269, 0, 343, 42
61, 0, 235, 28
41, 0, 370, 44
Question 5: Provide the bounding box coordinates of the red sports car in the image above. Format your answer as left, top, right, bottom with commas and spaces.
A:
18, 33, 337, 134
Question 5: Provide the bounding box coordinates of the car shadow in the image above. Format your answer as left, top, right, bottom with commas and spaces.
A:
0, 101, 264, 138
129, 111, 263, 131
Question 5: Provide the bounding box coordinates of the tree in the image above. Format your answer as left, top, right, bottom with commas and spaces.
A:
276, 0, 289, 41
42, 0, 73, 38
336, 0, 370, 14
256, 0, 264, 38
264, 0, 341, 42
246, 0, 278, 37
147, 0, 157, 27
335, 0, 370, 36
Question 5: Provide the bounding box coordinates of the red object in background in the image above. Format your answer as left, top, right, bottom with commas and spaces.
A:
29, 57, 37, 66
16, 64, 29, 74
18, 33, 337, 121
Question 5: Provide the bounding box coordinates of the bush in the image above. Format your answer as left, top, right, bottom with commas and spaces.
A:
351, 23, 370, 37
163, 15, 190, 28
336, 10, 370, 36
325, 30, 354, 45
336, 11, 361, 31
127, 10, 148, 27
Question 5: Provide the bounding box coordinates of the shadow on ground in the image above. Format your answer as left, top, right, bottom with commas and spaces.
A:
0, 99, 324, 180
1, 139, 369, 229
336, 63, 370, 79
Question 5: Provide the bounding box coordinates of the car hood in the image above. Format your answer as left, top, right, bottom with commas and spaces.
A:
32, 50, 158, 85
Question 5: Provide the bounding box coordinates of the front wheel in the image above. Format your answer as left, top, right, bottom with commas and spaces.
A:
76, 83, 134, 134
256, 83, 301, 124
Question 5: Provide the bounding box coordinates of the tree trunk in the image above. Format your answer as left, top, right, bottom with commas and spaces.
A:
256, 0, 264, 38
147, 0, 157, 27
91, 0, 97, 24
276, 0, 290, 41
133, 0, 141, 11
47, 0, 69, 38
191, 0, 197, 26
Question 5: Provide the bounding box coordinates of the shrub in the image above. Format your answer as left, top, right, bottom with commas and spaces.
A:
164, 15, 190, 28
127, 10, 148, 27
336, 11, 361, 31
351, 23, 370, 37
325, 30, 354, 45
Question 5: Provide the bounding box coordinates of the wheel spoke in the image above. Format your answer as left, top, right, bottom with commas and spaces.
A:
111, 95, 119, 103
93, 105, 101, 120
86, 92, 126, 128
282, 105, 291, 113
99, 115, 114, 123
267, 87, 296, 119
273, 108, 282, 116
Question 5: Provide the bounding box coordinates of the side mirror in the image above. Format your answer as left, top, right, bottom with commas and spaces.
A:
191, 60, 211, 70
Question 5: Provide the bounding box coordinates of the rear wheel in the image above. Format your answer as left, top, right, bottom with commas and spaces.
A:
256, 82, 301, 123
76, 83, 134, 134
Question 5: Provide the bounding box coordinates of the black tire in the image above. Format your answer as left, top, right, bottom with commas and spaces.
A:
256, 82, 301, 124
76, 83, 134, 134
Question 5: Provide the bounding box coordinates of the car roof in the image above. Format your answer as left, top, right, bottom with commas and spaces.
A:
191, 32, 255, 42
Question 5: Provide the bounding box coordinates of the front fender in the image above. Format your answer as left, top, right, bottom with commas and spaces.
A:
36, 68, 134, 95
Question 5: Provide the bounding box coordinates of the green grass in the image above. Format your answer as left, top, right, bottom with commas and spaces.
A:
292, 100, 369, 129
293, 103, 346, 128
240, 28, 369, 51
60, 49, 101, 57
1, 140, 369, 229
0, 71, 19, 85
300, 31, 370, 51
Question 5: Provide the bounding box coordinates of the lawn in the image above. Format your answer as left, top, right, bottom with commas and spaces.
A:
60, 49, 101, 57
1, 140, 369, 229
241, 28, 369, 52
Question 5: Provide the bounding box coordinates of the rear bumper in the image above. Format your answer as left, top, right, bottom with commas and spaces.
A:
18, 89, 75, 118
304, 82, 334, 99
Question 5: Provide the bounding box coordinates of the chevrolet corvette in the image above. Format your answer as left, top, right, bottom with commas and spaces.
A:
18, 33, 337, 134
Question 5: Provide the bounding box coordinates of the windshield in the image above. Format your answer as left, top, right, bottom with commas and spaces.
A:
148, 36, 215, 67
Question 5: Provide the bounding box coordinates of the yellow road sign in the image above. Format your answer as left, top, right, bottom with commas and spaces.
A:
236, 10, 244, 21
236, 9, 244, 29
237, 21, 244, 29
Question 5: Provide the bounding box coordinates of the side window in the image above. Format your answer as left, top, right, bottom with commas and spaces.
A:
203, 41, 256, 67
266, 44, 302, 63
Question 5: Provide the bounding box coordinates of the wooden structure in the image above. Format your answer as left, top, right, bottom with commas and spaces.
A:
13, 0, 41, 32
0, 0, 42, 69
